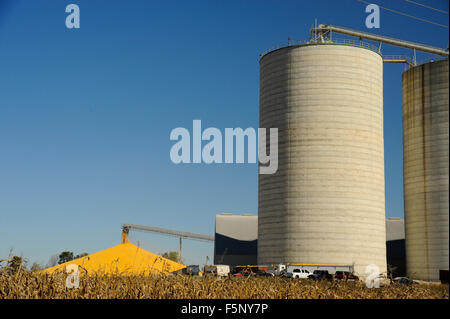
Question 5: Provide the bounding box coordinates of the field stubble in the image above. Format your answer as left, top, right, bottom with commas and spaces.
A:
0, 270, 448, 299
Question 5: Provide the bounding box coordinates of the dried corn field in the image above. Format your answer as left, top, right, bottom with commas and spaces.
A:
0, 270, 448, 299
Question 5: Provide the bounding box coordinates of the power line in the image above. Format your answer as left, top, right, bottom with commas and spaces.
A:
404, 0, 449, 15
357, 0, 449, 29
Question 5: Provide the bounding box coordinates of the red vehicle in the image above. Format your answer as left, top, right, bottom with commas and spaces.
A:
233, 265, 268, 275
233, 269, 273, 277
333, 271, 359, 281
233, 270, 251, 277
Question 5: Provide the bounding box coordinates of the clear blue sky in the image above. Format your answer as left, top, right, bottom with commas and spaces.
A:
0, 0, 448, 267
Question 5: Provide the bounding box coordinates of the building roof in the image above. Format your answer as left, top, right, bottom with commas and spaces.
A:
386, 218, 405, 241
215, 214, 257, 241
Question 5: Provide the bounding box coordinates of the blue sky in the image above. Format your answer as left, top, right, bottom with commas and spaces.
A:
0, 0, 448, 267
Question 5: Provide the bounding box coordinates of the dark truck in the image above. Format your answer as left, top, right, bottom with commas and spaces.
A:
308, 270, 333, 281
182, 265, 200, 276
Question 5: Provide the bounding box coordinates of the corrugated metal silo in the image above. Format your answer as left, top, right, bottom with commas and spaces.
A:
402, 59, 449, 281
258, 43, 387, 277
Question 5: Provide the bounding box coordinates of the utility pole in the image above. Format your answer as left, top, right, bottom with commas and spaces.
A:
179, 237, 182, 263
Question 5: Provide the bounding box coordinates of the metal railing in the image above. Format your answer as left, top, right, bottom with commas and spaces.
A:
312, 24, 449, 57
382, 55, 447, 69
260, 39, 306, 57
326, 38, 380, 52
382, 55, 415, 67
260, 38, 380, 58
414, 56, 448, 67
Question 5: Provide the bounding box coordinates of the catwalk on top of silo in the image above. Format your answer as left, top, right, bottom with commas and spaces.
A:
402, 59, 449, 282
258, 40, 387, 277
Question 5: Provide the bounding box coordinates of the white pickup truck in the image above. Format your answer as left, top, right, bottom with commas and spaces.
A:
287, 268, 311, 279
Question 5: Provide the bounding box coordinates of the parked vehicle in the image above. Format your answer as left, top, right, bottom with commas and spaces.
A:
308, 270, 333, 281
333, 271, 359, 281
254, 270, 275, 277
203, 265, 230, 277
285, 264, 352, 276
287, 268, 311, 279
233, 270, 251, 277
234, 269, 273, 277
233, 272, 243, 277
182, 265, 200, 276
268, 263, 354, 278
270, 264, 287, 276
393, 277, 418, 285
234, 265, 269, 274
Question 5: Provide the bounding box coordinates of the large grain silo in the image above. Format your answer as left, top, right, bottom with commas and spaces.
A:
258, 42, 387, 276
402, 59, 449, 281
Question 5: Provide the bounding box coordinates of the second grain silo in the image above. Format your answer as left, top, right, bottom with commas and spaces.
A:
258, 41, 387, 276
402, 59, 449, 282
